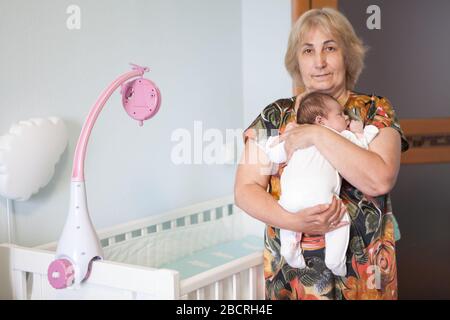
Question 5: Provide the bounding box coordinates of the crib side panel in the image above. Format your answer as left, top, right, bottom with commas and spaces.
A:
95, 195, 235, 243
179, 252, 265, 300
1, 245, 180, 300
0, 245, 14, 299
36, 195, 236, 252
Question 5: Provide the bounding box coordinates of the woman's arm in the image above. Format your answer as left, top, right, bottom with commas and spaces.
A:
281, 125, 401, 197
234, 138, 348, 234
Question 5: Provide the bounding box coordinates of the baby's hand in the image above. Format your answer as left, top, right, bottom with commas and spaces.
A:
349, 120, 364, 134
284, 122, 299, 132
268, 135, 281, 147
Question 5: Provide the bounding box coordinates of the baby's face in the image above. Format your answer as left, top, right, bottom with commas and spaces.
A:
321, 100, 349, 132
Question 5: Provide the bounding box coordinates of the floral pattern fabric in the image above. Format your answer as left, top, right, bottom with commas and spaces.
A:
243, 92, 409, 300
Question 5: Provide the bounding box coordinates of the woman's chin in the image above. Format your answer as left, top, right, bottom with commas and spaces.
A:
309, 84, 334, 94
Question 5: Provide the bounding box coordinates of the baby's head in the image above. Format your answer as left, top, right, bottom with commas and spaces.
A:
297, 92, 349, 132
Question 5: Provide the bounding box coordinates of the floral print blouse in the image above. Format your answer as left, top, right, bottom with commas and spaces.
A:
243, 91, 409, 300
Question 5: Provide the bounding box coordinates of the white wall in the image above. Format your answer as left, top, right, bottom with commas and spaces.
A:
0, 0, 292, 246
241, 0, 292, 126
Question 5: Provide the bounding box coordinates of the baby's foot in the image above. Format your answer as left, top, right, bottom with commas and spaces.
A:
326, 261, 347, 277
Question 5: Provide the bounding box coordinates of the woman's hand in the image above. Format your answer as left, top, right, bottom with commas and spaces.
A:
287, 196, 349, 235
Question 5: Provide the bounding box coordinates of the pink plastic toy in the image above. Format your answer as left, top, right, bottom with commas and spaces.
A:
48, 64, 161, 289
121, 73, 161, 126
47, 259, 75, 289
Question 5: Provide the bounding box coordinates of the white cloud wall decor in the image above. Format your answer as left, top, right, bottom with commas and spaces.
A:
0, 117, 68, 201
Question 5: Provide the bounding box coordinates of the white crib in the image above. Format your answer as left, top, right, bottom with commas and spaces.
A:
0, 195, 266, 300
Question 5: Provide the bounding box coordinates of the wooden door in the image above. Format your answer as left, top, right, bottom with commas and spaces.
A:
290, 0, 450, 164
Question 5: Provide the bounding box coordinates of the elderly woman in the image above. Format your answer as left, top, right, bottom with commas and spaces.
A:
234, 8, 409, 300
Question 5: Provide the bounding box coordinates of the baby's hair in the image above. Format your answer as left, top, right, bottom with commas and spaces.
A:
297, 92, 338, 124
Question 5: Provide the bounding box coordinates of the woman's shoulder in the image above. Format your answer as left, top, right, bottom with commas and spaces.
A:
347, 91, 409, 152
347, 91, 394, 108
244, 97, 295, 142
261, 97, 296, 114
254, 97, 296, 128
346, 91, 398, 123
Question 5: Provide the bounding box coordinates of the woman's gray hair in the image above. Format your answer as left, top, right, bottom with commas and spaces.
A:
285, 8, 367, 90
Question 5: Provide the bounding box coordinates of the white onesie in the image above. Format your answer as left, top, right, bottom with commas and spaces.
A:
263, 124, 379, 276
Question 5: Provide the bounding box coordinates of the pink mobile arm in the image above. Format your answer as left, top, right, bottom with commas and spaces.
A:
71, 65, 148, 181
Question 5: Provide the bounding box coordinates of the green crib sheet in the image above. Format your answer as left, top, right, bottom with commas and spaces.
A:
160, 235, 264, 280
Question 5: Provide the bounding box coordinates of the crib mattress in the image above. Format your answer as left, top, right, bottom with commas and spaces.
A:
160, 235, 263, 279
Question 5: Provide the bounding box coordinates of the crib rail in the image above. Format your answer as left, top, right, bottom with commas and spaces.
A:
37, 195, 235, 251
0, 244, 179, 299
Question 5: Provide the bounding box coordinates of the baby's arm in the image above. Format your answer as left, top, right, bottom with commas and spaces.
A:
341, 120, 379, 150
264, 136, 287, 164
349, 120, 365, 140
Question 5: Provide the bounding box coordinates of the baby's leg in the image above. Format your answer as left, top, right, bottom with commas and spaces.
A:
280, 228, 296, 258
280, 229, 306, 269
324, 212, 351, 277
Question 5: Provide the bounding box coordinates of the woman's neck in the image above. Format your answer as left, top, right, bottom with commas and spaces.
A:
335, 89, 350, 106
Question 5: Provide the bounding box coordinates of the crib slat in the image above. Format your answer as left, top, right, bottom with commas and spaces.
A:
248, 267, 257, 300
214, 281, 223, 300
223, 204, 230, 216
196, 288, 205, 300
232, 273, 240, 300
12, 270, 27, 300
129, 291, 137, 300
32, 273, 44, 300
211, 208, 218, 220
257, 264, 265, 300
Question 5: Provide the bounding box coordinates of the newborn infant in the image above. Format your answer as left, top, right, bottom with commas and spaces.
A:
262, 92, 378, 276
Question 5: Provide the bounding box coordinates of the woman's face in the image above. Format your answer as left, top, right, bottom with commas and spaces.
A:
297, 28, 346, 97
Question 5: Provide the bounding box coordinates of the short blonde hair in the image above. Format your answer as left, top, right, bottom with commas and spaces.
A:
285, 8, 367, 90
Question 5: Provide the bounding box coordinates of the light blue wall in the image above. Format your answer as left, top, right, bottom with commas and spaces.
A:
242, 0, 292, 126
0, 0, 245, 246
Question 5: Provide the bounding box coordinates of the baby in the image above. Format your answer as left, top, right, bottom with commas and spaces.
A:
263, 92, 379, 276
